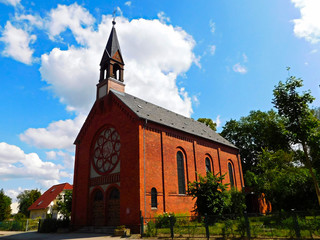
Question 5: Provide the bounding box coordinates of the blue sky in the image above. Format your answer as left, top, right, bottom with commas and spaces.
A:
0, 0, 319, 204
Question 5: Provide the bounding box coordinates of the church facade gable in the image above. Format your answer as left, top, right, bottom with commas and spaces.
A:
72, 92, 142, 228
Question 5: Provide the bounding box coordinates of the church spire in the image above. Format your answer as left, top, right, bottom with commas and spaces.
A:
97, 19, 125, 100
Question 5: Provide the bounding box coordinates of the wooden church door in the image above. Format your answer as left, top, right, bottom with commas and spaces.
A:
106, 188, 120, 226
92, 189, 104, 226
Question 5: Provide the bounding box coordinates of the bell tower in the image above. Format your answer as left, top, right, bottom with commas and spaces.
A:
97, 19, 125, 99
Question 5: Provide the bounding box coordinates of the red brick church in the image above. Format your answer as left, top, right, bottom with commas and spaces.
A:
71, 20, 244, 230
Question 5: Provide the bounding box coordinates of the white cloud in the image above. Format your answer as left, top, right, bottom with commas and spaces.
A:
292, 0, 320, 43
0, 21, 36, 64
40, 6, 197, 117
46, 3, 95, 43
5, 187, 23, 202
45, 150, 74, 169
215, 115, 221, 128
46, 151, 57, 160
0, 142, 71, 188
125, 1, 131, 6
0, 142, 25, 164
15, 14, 44, 28
209, 20, 215, 34
310, 49, 318, 54
0, 0, 20, 7
20, 114, 85, 151
192, 95, 200, 107
233, 63, 247, 74
157, 11, 170, 24
11, 202, 19, 214
242, 53, 248, 62
209, 45, 216, 55
116, 7, 123, 17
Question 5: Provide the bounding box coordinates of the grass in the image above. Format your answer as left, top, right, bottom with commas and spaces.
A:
145, 213, 320, 239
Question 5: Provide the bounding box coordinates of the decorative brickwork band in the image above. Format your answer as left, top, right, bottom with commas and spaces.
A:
90, 172, 120, 186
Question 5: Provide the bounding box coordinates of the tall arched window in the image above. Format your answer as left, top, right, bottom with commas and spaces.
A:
205, 157, 212, 175
177, 151, 186, 194
151, 188, 157, 208
228, 162, 234, 187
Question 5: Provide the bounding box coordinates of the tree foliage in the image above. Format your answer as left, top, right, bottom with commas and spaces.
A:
0, 189, 11, 221
197, 118, 217, 131
188, 172, 229, 216
55, 190, 72, 219
273, 74, 320, 205
188, 173, 246, 217
245, 149, 317, 211
17, 189, 41, 217
220, 110, 290, 173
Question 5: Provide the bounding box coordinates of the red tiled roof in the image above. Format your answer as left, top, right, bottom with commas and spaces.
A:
28, 183, 73, 211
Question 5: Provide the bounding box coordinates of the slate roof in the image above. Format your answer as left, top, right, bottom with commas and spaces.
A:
28, 183, 72, 211
100, 26, 123, 66
111, 90, 237, 149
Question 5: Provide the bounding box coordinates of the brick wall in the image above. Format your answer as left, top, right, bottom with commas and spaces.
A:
72, 92, 244, 229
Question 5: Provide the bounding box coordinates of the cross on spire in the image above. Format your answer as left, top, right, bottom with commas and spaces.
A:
112, 8, 116, 26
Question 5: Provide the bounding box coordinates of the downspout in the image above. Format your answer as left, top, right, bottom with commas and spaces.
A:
143, 119, 147, 219
217, 148, 222, 177
236, 153, 244, 189
193, 141, 198, 181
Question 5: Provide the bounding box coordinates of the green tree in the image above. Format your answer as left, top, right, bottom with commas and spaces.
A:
310, 107, 320, 173
17, 189, 41, 217
197, 118, 217, 131
220, 110, 289, 173
188, 172, 229, 216
273, 74, 320, 205
224, 188, 246, 216
55, 190, 72, 219
245, 149, 316, 210
0, 189, 11, 221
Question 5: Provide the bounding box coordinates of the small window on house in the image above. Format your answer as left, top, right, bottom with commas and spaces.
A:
205, 157, 212, 174
151, 188, 157, 208
177, 151, 186, 194
37, 200, 43, 206
50, 188, 55, 192
94, 190, 103, 201
228, 162, 234, 187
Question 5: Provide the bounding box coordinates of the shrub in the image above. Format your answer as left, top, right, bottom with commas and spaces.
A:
224, 188, 246, 216
145, 221, 157, 237
13, 213, 26, 221
38, 218, 70, 233
188, 172, 229, 217
155, 212, 176, 228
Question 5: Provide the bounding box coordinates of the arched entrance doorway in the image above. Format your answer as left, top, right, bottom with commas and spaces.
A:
106, 187, 120, 226
92, 189, 104, 226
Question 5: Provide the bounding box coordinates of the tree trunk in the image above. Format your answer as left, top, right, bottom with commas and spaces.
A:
302, 142, 320, 206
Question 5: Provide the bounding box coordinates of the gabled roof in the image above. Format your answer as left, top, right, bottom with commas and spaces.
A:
28, 183, 72, 211
111, 90, 237, 149
100, 26, 123, 66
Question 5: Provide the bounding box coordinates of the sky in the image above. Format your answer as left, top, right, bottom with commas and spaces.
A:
0, 0, 320, 206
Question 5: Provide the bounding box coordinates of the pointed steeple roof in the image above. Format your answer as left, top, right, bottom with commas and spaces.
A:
100, 24, 124, 66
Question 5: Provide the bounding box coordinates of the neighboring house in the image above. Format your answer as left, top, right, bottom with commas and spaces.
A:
28, 183, 72, 219
72, 20, 244, 231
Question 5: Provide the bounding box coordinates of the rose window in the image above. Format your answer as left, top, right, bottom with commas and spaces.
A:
92, 127, 120, 174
